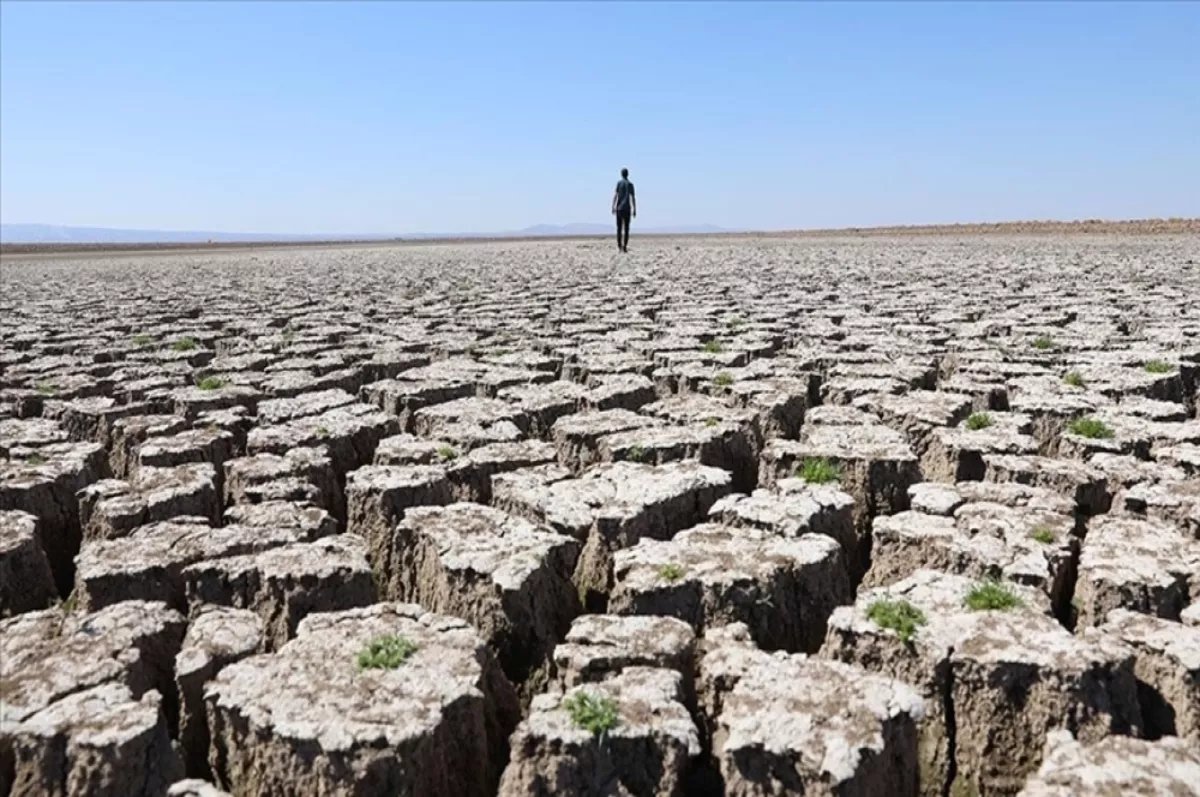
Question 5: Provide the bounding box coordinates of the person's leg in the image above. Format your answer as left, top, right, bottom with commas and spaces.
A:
616, 212, 624, 250
620, 209, 631, 251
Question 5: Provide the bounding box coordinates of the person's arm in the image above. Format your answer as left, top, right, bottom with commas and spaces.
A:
631, 183, 636, 217
612, 186, 618, 214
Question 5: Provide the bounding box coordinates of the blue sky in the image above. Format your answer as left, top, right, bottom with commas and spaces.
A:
2, 1, 1197, 234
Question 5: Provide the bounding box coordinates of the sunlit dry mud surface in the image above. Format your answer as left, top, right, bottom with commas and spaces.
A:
3, 233, 1200, 796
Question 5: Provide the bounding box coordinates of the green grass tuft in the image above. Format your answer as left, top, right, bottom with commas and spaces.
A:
964, 579, 1023, 612
866, 598, 927, 644
1030, 527, 1055, 545
703, 340, 724, 354
1063, 371, 1085, 388
436, 444, 458, 462
25, 453, 46, 466
797, 457, 842, 485
171, 336, 198, 352
713, 372, 734, 388
1144, 359, 1174, 374
315, 426, 331, 438
704, 416, 719, 428
356, 635, 419, 670
132, 334, 154, 347
626, 444, 645, 463
965, 412, 993, 431
562, 690, 620, 738
35, 382, 56, 396
1031, 335, 1055, 351
195, 376, 225, 391
657, 563, 686, 582
726, 317, 743, 330
1068, 417, 1114, 440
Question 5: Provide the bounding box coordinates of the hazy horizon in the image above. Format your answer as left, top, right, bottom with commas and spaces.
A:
3, 1, 1197, 234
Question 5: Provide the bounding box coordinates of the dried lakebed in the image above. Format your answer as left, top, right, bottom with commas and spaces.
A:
2, 233, 1200, 797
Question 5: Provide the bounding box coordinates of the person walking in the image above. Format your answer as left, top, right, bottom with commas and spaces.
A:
612, 167, 636, 252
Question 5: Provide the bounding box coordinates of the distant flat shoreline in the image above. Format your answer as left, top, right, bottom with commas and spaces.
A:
2, 218, 1195, 258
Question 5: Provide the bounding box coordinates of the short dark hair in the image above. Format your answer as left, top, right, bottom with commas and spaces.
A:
621, 168, 629, 178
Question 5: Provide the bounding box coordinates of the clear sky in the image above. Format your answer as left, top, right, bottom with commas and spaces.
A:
2, 1, 1197, 234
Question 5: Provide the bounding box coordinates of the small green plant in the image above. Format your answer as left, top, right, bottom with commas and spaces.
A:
1063, 371, 1085, 388
1031, 335, 1055, 351
965, 412, 993, 431
195, 376, 225, 391
657, 563, 686, 582
1068, 417, 1114, 440
356, 635, 419, 670
703, 340, 724, 354
726, 317, 743, 330
704, 416, 719, 427
713, 372, 734, 388
280, 326, 296, 345
867, 598, 927, 644
60, 590, 77, 613
132, 334, 154, 347
964, 579, 1023, 612
25, 453, 46, 466
626, 444, 646, 463
171, 336, 198, 352
436, 444, 458, 462
797, 457, 842, 485
1144, 359, 1174, 374
35, 381, 56, 396
315, 426, 331, 438
562, 690, 620, 738
1030, 527, 1055, 545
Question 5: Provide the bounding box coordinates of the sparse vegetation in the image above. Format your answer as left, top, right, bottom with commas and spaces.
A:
626, 444, 645, 463
171, 336, 198, 352
1144, 359, 1174, 374
280, 327, 296, 345
25, 453, 46, 466
315, 426, 331, 438
195, 376, 225, 391
132, 334, 154, 347
964, 579, 1023, 612
1068, 417, 1114, 440
704, 416, 719, 427
436, 444, 458, 462
356, 635, 419, 670
1063, 371, 1086, 388
60, 590, 77, 613
35, 382, 56, 396
562, 690, 620, 738
797, 457, 842, 485
713, 372, 734, 387
867, 598, 927, 644
1031, 335, 1055, 351
1030, 527, 1055, 545
657, 563, 686, 582
965, 412, 993, 431
703, 340, 724, 354
726, 317, 743, 330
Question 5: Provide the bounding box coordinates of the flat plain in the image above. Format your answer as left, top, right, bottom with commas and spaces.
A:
3, 231, 1200, 797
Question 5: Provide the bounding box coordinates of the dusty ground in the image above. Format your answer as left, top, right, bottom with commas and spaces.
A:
2, 233, 1199, 796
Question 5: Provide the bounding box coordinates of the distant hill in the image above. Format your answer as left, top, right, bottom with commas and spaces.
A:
1, 222, 731, 244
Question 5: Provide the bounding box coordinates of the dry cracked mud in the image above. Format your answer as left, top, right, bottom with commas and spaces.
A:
2, 231, 1199, 796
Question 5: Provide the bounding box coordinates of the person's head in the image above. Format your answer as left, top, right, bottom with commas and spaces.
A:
621, 167, 629, 179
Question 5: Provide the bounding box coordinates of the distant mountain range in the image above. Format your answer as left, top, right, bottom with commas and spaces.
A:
0, 222, 730, 244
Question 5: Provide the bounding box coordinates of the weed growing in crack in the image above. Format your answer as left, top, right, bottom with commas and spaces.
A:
356, 635, 419, 670
703, 340, 724, 354
797, 457, 841, 485
965, 412, 993, 431
132, 334, 154, 347
562, 691, 620, 738
713, 372, 734, 388
1068, 417, 1114, 440
1063, 371, 1086, 388
171, 337, 198, 352
195, 376, 225, 391
867, 598, 927, 644
1032, 335, 1055, 351
964, 579, 1023, 611
657, 563, 686, 582
315, 426, 331, 438
25, 453, 46, 466
626, 445, 646, 463
1030, 527, 1055, 545
1144, 359, 1174, 374
704, 416, 720, 428
35, 382, 56, 396
436, 444, 458, 462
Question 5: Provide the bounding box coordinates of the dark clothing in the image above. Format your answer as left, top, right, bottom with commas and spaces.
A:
614, 179, 635, 211
616, 207, 631, 250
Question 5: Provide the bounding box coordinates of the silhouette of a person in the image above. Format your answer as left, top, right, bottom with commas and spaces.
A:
611, 168, 636, 252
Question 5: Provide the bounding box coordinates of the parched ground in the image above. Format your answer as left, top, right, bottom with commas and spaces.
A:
2, 233, 1200, 797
